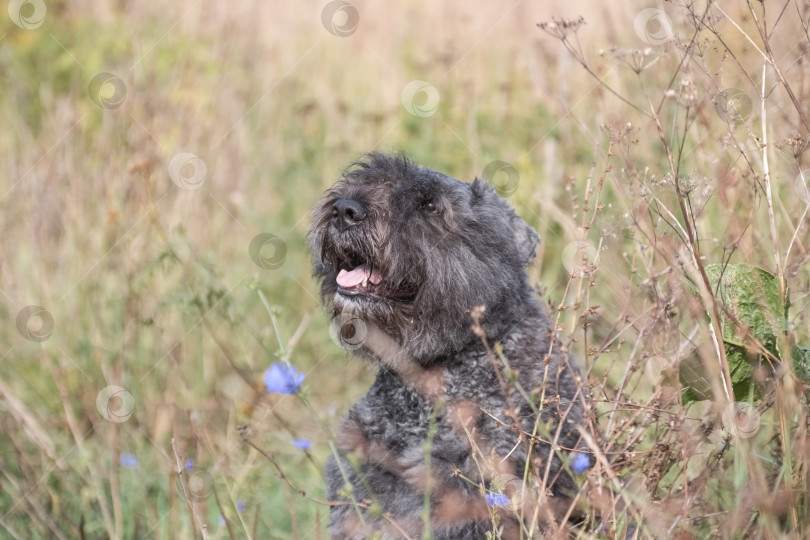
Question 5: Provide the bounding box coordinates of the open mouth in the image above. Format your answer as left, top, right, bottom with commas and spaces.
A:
336, 263, 416, 301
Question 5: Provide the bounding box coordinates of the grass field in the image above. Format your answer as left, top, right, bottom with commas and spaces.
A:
2, 0, 810, 538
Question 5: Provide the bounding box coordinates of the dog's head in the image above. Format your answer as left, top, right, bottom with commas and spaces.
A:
309, 152, 540, 362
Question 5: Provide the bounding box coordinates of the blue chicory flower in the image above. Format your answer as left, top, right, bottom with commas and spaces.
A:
185, 459, 194, 470
571, 452, 590, 474
237, 502, 246, 512
120, 453, 139, 469
294, 438, 312, 450
485, 492, 510, 508
263, 362, 305, 394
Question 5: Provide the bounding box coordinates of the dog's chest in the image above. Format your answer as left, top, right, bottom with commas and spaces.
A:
358, 355, 508, 447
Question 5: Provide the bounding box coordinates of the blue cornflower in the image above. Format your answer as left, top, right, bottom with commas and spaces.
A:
120, 453, 139, 469
263, 362, 305, 394
571, 452, 590, 474
294, 438, 312, 450
185, 459, 194, 470
485, 492, 510, 508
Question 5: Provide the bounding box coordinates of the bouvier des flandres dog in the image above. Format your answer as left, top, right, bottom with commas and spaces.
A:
310, 153, 593, 539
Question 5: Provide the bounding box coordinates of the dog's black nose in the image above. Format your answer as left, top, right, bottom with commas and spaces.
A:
331, 199, 366, 230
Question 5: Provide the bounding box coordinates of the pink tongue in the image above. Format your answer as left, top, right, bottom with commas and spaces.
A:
336, 264, 382, 287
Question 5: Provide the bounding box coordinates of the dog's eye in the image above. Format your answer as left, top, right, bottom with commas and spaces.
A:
421, 200, 437, 213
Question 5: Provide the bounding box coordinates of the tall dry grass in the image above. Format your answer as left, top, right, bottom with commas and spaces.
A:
1, 0, 809, 538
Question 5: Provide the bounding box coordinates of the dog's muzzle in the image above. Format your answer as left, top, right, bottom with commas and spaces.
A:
331, 198, 366, 231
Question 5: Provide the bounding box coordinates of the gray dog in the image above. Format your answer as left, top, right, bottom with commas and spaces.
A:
309, 153, 593, 539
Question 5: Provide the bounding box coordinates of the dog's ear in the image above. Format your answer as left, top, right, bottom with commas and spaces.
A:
512, 213, 540, 267
470, 177, 499, 202
471, 178, 540, 267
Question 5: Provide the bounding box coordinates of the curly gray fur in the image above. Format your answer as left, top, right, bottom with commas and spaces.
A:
309, 153, 594, 539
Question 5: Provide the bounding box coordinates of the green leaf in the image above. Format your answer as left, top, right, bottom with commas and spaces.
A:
680, 264, 787, 402
726, 346, 754, 400
703, 264, 785, 358
792, 347, 810, 383
679, 354, 712, 403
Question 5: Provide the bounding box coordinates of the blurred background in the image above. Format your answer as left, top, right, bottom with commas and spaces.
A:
2, 0, 809, 538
